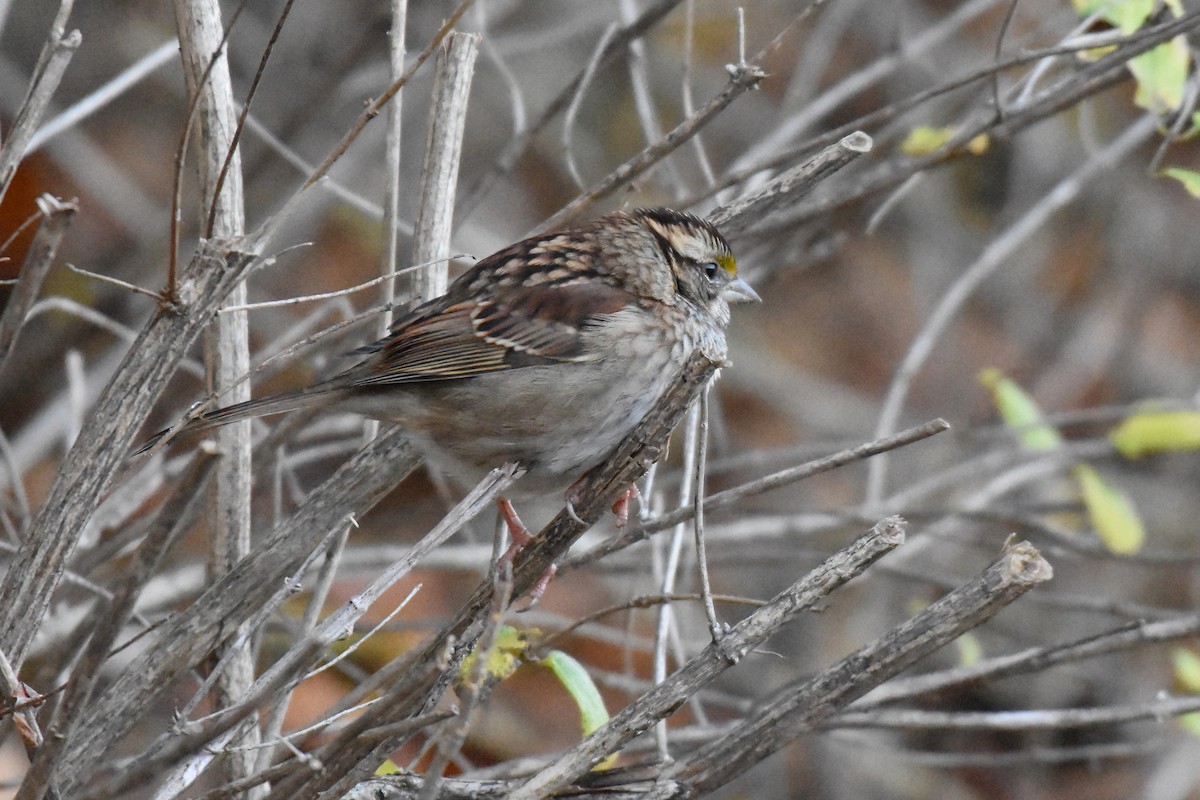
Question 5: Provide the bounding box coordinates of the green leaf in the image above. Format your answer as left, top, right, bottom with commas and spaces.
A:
1072, 0, 1155, 33
900, 126, 954, 156
1110, 410, 1200, 456
541, 650, 610, 737
540, 649, 617, 770
1172, 648, 1200, 693
1173, 648, 1200, 736
1163, 168, 1200, 198
1129, 37, 1190, 113
956, 632, 984, 667
1073, 464, 1146, 554
1179, 713, 1200, 736
978, 368, 1063, 451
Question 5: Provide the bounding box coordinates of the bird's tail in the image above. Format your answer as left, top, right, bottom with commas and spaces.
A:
135, 387, 335, 454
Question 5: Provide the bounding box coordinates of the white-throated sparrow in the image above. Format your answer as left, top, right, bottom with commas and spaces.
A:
147, 208, 757, 502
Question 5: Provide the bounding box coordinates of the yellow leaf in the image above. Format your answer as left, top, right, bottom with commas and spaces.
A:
1072, 464, 1146, 554
1163, 168, 1200, 198
1110, 410, 1200, 456
966, 134, 991, 155
978, 368, 1063, 451
956, 632, 984, 667
1129, 38, 1190, 113
901, 126, 954, 156
459, 625, 537, 684
1179, 712, 1200, 736
1172, 648, 1200, 693
1072, 0, 1155, 33
1173, 648, 1200, 736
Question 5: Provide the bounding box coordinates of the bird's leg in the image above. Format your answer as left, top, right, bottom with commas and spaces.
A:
610, 483, 643, 529
564, 477, 642, 528
497, 496, 532, 555
496, 497, 556, 607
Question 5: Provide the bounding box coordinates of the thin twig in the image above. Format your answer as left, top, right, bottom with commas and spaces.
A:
27, 39, 178, 154
506, 518, 907, 800
378, 0, 409, 341
457, 0, 686, 219
0, 0, 80, 207
536, 62, 766, 232
217, 255, 463, 312
692, 382, 721, 642
562, 23, 619, 191
706, 131, 872, 237
571, 418, 950, 568
864, 114, 1158, 505
301, 0, 476, 193
0, 195, 78, 376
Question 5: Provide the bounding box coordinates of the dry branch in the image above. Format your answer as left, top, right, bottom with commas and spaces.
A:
409, 32, 480, 304
0, 2, 80, 207
660, 542, 1053, 796
0, 195, 77, 376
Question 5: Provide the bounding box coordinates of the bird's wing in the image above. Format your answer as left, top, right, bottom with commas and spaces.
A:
347, 279, 634, 386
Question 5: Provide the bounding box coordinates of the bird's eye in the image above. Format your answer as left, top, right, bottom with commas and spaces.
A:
703, 262, 720, 279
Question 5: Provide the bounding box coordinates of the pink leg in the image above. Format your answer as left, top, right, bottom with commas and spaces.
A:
497, 496, 531, 569
610, 484, 643, 528
495, 497, 556, 607
564, 480, 642, 528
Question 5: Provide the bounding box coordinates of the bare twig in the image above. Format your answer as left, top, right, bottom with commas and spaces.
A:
378, 0, 408, 339
457, 0, 686, 218
706, 131, 872, 236
253, 527, 352, 777
562, 23, 619, 191
0, 194, 77, 376
855, 614, 1200, 710
536, 63, 766, 232
830, 695, 1200, 732
301, 0, 476, 193
691, 383, 720, 641
0, 0, 80, 206
658, 541, 1053, 797
864, 114, 1158, 505
506, 518, 907, 800
26, 39, 177, 154
409, 31, 480, 305
58, 427, 419, 791
174, 0, 259, 790
571, 418, 949, 568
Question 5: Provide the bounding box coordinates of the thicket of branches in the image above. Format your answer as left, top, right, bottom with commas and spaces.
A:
2, 1, 1200, 798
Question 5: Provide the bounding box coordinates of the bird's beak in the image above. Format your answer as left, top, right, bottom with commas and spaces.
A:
723, 276, 761, 304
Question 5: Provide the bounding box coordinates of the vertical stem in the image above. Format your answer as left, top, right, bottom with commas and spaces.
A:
172, 0, 258, 792
380, 0, 409, 329
363, 0, 409, 446
692, 381, 721, 641
408, 32, 481, 304
652, 402, 700, 759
